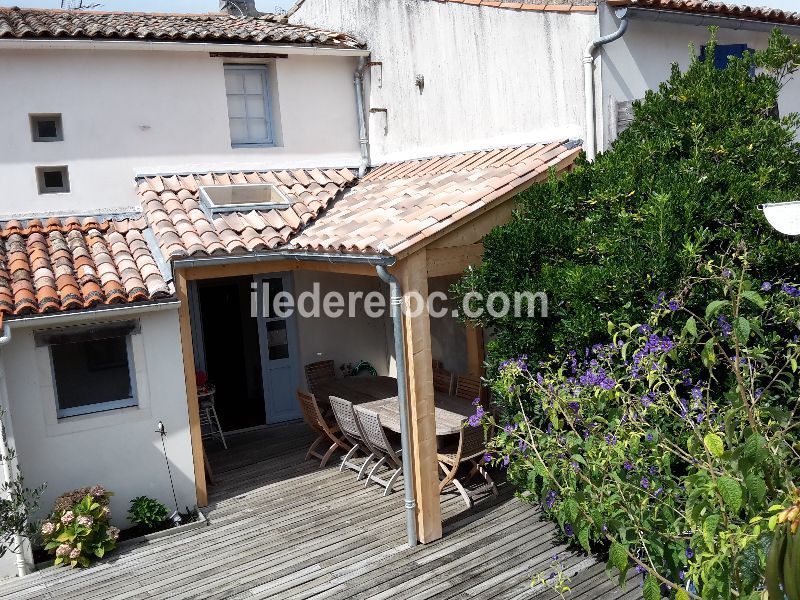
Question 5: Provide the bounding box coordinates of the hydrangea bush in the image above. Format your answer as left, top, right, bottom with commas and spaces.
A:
476, 256, 800, 599
41, 486, 118, 568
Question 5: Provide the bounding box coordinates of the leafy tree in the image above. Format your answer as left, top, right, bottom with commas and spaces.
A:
454, 29, 800, 408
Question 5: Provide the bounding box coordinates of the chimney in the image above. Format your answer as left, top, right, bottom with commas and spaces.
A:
220, 0, 260, 16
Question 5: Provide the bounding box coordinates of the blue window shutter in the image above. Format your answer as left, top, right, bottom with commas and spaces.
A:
700, 44, 752, 70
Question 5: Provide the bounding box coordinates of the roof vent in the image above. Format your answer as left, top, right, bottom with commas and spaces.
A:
220, 0, 260, 16
199, 183, 290, 214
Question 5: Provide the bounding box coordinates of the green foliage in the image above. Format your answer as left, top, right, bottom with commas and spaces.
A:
128, 496, 169, 532
475, 256, 800, 598
41, 486, 118, 568
453, 29, 800, 406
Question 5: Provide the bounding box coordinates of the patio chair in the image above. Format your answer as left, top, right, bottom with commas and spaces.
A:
296, 390, 350, 467
433, 364, 454, 395
329, 396, 375, 480
455, 374, 482, 403
305, 360, 336, 395
354, 407, 403, 496
437, 420, 498, 508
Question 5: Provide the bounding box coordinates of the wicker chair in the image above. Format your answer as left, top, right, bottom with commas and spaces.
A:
433, 364, 454, 395
329, 395, 374, 480
455, 374, 482, 403
296, 390, 350, 467
304, 360, 336, 395
354, 407, 403, 496
437, 420, 498, 508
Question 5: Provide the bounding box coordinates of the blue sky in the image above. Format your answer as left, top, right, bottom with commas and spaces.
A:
14, 0, 800, 14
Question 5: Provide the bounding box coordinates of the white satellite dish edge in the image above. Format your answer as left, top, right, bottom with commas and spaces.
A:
760, 201, 800, 236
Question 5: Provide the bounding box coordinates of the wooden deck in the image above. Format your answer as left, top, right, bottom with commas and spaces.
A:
0, 422, 641, 599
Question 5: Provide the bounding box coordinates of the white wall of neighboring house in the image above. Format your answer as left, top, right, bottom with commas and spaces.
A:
0, 306, 195, 566
293, 271, 393, 377
598, 6, 800, 150
0, 48, 362, 216
290, 0, 598, 163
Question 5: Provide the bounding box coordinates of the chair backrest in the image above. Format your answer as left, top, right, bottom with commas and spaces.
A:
296, 389, 326, 432
329, 395, 364, 443
305, 360, 335, 393
459, 420, 488, 459
455, 374, 482, 403
433, 366, 453, 395
354, 407, 395, 456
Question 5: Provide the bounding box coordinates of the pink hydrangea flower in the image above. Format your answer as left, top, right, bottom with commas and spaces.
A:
77, 516, 93, 528
55, 544, 71, 558
41, 522, 55, 535
69, 547, 81, 560
60, 511, 74, 525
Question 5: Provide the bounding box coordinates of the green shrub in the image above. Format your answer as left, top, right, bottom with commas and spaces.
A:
128, 496, 169, 532
41, 486, 117, 568
453, 30, 800, 407
474, 254, 800, 598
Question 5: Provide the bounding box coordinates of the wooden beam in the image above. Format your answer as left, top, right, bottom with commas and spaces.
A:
174, 271, 207, 507
397, 249, 442, 543
425, 243, 483, 278
465, 324, 488, 403
178, 259, 378, 282
428, 201, 514, 250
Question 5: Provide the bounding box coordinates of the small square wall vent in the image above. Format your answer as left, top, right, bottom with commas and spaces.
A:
199, 184, 290, 214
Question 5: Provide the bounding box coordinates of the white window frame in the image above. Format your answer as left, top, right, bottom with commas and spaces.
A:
224, 64, 275, 148
41, 324, 139, 419
30, 113, 64, 142
36, 166, 70, 194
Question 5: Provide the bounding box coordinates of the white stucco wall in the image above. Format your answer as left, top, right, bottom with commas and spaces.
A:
293, 271, 393, 377
0, 48, 362, 216
1, 306, 195, 547
598, 7, 800, 149
291, 0, 597, 162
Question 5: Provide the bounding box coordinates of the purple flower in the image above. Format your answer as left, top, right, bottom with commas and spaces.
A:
468, 414, 482, 427
667, 300, 680, 311
503, 424, 516, 434
564, 523, 574, 537
483, 453, 492, 463
641, 477, 650, 489
690, 386, 702, 400
472, 397, 481, 406
502, 455, 510, 467
679, 570, 685, 581
649, 466, 658, 476
518, 440, 528, 452
605, 434, 617, 446
545, 490, 557, 509
646, 433, 654, 442
782, 283, 800, 298
624, 461, 634, 471
685, 546, 694, 559
722, 268, 732, 279
567, 401, 581, 413
761, 281, 772, 291
717, 315, 732, 336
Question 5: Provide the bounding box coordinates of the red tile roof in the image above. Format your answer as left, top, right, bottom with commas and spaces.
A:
0, 7, 364, 49
606, 0, 800, 25
139, 168, 357, 259
140, 142, 580, 261
0, 216, 171, 319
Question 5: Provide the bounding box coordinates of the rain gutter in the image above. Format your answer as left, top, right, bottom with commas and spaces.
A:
624, 7, 800, 34
354, 56, 371, 178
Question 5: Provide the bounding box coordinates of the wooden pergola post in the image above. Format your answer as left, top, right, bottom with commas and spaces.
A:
397, 249, 443, 543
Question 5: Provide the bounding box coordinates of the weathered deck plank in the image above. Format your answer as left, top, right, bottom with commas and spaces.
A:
0, 422, 640, 599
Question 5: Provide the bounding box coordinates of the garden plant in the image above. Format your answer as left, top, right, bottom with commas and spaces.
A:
473, 254, 800, 598
127, 496, 169, 534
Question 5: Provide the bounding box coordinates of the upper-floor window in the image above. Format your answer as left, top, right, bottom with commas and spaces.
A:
224, 64, 274, 147
36, 165, 70, 194
30, 113, 63, 142
700, 44, 753, 70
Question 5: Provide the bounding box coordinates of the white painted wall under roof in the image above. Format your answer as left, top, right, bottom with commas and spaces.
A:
0, 47, 362, 216
0, 305, 195, 575
597, 5, 800, 150
290, 0, 597, 162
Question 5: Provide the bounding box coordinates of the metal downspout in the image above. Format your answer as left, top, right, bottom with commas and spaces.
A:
354, 57, 371, 177
0, 322, 32, 577
376, 265, 418, 548
583, 7, 629, 161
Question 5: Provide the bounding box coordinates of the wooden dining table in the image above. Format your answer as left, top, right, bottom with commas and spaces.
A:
312, 375, 473, 436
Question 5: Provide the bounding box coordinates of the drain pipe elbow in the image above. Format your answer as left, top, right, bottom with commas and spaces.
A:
584, 7, 628, 162
354, 57, 370, 178
376, 264, 418, 548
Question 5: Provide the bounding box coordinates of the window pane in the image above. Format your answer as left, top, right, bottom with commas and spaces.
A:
245, 95, 266, 119
226, 95, 246, 119
229, 118, 249, 144
248, 118, 269, 143
37, 120, 58, 139
224, 71, 244, 94
43, 170, 63, 189
243, 70, 264, 95
52, 336, 133, 413
264, 278, 284, 318
266, 321, 289, 360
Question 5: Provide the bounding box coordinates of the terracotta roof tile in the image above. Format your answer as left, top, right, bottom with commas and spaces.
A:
605, 0, 800, 25
0, 7, 364, 48
0, 217, 172, 319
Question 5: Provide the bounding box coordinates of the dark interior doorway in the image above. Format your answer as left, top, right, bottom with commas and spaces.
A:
197, 277, 266, 432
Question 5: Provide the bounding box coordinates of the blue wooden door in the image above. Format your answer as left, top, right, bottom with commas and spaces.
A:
255, 274, 301, 424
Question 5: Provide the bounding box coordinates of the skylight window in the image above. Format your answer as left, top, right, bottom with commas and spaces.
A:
199, 184, 291, 214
